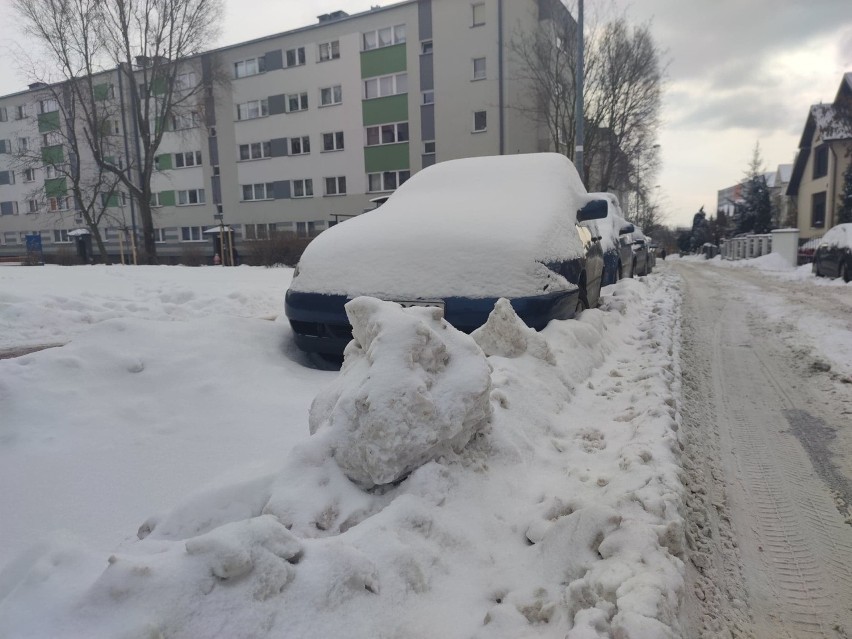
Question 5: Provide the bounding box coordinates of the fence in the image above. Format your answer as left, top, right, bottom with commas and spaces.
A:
720, 234, 773, 260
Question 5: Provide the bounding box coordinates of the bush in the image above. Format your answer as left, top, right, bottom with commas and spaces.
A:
180, 245, 206, 267
43, 248, 80, 266
242, 232, 312, 267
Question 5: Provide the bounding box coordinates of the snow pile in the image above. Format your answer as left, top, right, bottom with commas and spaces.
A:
309, 297, 492, 488
0, 267, 688, 638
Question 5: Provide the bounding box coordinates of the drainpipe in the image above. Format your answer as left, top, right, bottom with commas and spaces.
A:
574, 0, 584, 185
117, 65, 138, 250
498, 0, 505, 155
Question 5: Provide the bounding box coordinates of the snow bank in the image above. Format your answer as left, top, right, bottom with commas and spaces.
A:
310, 297, 492, 487
0, 269, 688, 639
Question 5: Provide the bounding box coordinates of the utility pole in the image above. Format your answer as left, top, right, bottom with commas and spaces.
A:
574, 0, 584, 185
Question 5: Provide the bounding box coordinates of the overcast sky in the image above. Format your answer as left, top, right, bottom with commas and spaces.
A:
1, 0, 850, 228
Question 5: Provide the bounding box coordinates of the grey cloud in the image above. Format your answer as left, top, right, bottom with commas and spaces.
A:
670, 88, 799, 133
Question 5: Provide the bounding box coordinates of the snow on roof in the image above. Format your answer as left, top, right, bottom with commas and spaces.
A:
811, 104, 852, 142
291, 153, 593, 299
777, 163, 793, 184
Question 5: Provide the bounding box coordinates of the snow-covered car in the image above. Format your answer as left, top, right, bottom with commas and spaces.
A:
631, 228, 653, 276
812, 223, 852, 282
285, 153, 610, 357
588, 192, 635, 285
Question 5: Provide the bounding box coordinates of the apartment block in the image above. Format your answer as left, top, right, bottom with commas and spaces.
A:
0, 0, 573, 262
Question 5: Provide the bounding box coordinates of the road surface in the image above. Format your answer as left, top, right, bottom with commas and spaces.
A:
674, 260, 852, 638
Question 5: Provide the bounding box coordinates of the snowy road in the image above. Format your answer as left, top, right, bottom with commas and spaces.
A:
674, 261, 852, 639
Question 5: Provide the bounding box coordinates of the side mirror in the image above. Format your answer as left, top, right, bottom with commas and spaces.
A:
577, 199, 608, 222
619, 223, 635, 235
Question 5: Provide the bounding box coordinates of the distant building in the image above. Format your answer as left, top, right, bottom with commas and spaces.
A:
0, 0, 576, 262
787, 72, 852, 239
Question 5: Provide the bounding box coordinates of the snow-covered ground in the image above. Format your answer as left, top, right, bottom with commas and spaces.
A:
0, 257, 847, 637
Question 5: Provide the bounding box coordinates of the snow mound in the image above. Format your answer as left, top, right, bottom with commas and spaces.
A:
471, 298, 556, 364
309, 297, 492, 488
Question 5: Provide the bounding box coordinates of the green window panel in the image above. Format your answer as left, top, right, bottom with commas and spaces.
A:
362, 94, 408, 126
38, 111, 60, 133
360, 44, 407, 78
93, 83, 112, 101
44, 177, 67, 198
158, 190, 176, 207
104, 193, 120, 207
150, 76, 167, 96
364, 143, 410, 173
41, 145, 64, 165
156, 153, 173, 170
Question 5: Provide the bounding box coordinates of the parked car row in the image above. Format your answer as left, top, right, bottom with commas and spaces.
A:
812, 223, 852, 282
285, 154, 654, 360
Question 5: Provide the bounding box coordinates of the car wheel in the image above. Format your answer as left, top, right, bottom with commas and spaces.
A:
841, 261, 850, 283
574, 294, 588, 317
631, 259, 637, 278
617, 261, 623, 280
812, 259, 820, 276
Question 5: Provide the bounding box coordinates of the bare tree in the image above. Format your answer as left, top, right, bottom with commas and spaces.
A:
13, 0, 224, 264
12, 0, 131, 263
583, 18, 664, 197
510, 7, 665, 203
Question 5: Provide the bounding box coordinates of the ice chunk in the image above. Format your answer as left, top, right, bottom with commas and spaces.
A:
471, 298, 555, 364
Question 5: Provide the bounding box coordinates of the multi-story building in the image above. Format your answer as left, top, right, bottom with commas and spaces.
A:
0, 0, 575, 262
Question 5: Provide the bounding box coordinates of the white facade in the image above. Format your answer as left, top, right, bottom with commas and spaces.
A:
0, 0, 568, 261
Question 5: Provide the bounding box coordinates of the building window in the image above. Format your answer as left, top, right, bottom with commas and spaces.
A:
324, 176, 347, 196
18, 138, 29, 152
318, 40, 340, 61
422, 91, 434, 105
0, 139, 10, 154
234, 57, 266, 78
28, 199, 39, 213
23, 168, 36, 182
42, 131, 60, 146
421, 40, 433, 55
366, 122, 409, 146
48, 197, 70, 211
171, 111, 199, 130
239, 141, 271, 160
45, 165, 57, 179
424, 141, 436, 154
154, 228, 168, 243
175, 72, 196, 90
322, 131, 345, 152
364, 72, 408, 99
473, 110, 487, 132
813, 145, 829, 179
151, 192, 162, 207
0, 107, 6, 122
242, 183, 275, 201
811, 191, 826, 228
15, 105, 27, 119
53, 229, 71, 243
320, 85, 343, 106
237, 99, 268, 121
177, 189, 205, 206
180, 226, 204, 241
285, 46, 306, 68
367, 170, 411, 192
39, 98, 59, 114
292, 179, 313, 198
289, 135, 310, 155
287, 92, 309, 112
473, 57, 486, 80
244, 223, 278, 240
472, 2, 485, 26
362, 25, 406, 51
174, 150, 202, 168
0, 201, 19, 216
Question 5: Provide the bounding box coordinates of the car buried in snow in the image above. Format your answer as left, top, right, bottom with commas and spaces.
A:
812, 223, 852, 282
587, 192, 636, 285
285, 153, 612, 358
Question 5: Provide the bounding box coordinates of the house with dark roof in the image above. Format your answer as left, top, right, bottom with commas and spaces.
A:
787, 72, 852, 239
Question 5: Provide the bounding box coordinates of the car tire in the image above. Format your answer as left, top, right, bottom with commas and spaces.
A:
617, 261, 623, 280
574, 295, 588, 317
813, 259, 821, 276
841, 261, 850, 283
631, 259, 637, 278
